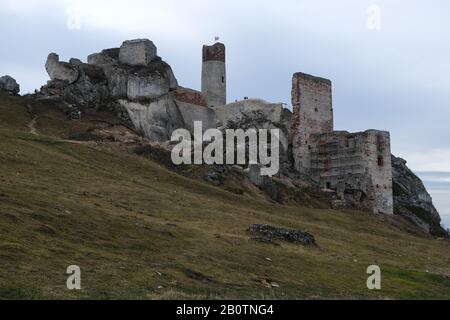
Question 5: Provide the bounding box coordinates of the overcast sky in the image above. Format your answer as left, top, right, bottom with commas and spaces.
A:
1, 0, 449, 174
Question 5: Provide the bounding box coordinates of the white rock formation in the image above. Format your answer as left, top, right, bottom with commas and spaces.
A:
214, 99, 284, 126
88, 48, 120, 66
119, 39, 157, 66
118, 97, 185, 141
127, 73, 171, 100
45, 53, 79, 83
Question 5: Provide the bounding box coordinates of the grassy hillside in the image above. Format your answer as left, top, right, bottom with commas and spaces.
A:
0, 92, 449, 300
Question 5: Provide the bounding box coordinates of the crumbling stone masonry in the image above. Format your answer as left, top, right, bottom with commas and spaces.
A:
119, 39, 157, 66
291, 73, 333, 174
291, 72, 393, 214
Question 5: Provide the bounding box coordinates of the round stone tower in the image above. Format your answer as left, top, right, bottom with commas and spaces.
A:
202, 42, 226, 107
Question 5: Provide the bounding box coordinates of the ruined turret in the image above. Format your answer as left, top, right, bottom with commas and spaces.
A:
201, 42, 226, 108
291, 72, 333, 174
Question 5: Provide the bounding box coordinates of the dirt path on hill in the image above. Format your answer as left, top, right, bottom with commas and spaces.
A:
26, 104, 39, 135
28, 115, 39, 135
25, 103, 89, 145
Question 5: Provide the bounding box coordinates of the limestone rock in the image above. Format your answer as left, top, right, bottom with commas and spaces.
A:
69, 58, 83, 66
102, 65, 128, 99
392, 155, 447, 237
125, 58, 178, 101
119, 39, 157, 66
0, 75, 20, 95
127, 72, 170, 101
88, 48, 120, 66
215, 100, 293, 178
40, 40, 179, 112
118, 96, 185, 142
41, 62, 109, 108
45, 53, 79, 84
97, 56, 178, 101
214, 99, 290, 154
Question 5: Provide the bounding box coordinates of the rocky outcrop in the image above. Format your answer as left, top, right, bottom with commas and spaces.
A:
0, 76, 20, 95
119, 39, 157, 66
39, 39, 180, 129
118, 95, 185, 141
392, 155, 447, 237
248, 224, 316, 246
41, 59, 109, 108
45, 53, 80, 84
88, 48, 120, 66
42, 41, 178, 104
216, 100, 291, 152
216, 100, 294, 178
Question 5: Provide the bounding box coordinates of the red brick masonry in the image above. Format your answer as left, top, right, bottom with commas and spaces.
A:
202, 42, 226, 62
174, 89, 208, 107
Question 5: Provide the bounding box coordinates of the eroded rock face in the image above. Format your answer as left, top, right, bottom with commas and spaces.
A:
0, 75, 20, 95
87, 48, 120, 66
103, 65, 128, 98
215, 99, 294, 178
119, 39, 157, 66
45, 53, 80, 84
392, 155, 447, 237
40, 39, 179, 113
216, 100, 290, 150
41, 62, 109, 108
124, 60, 178, 101
118, 96, 185, 142
127, 72, 170, 101
88, 46, 178, 101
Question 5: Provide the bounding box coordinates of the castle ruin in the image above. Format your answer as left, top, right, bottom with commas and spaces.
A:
291, 73, 393, 215
40, 39, 394, 216
202, 42, 226, 108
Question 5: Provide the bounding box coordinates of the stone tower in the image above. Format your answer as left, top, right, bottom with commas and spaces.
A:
202, 42, 226, 107
291, 72, 334, 174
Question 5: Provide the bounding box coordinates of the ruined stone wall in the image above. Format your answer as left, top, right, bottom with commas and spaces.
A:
310, 130, 393, 214
362, 130, 393, 214
310, 131, 365, 183
291, 72, 333, 174
174, 88, 215, 133
119, 39, 157, 66
202, 43, 226, 107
